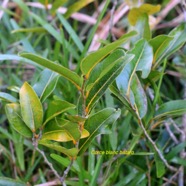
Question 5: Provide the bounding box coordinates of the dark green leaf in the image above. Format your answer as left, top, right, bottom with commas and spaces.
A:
79, 108, 121, 155
155, 152, 165, 178
80, 31, 137, 77
86, 54, 133, 113
154, 100, 186, 119
20, 53, 82, 89
44, 100, 76, 126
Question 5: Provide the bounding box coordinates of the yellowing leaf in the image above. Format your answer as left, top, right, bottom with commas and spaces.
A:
128, 4, 161, 26
19, 82, 43, 132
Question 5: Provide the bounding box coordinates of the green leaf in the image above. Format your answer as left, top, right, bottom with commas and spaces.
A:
5, 103, 32, 138
154, 100, 186, 119
79, 108, 121, 155
133, 13, 151, 41
64, 0, 94, 19
42, 118, 89, 142
165, 141, 186, 160
151, 24, 186, 68
33, 69, 59, 102
39, 140, 78, 157
30, 12, 79, 60
57, 13, 84, 52
0, 92, 17, 103
19, 82, 43, 132
130, 75, 147, 118
0, 177, 26, 186
0, 54, 40, 67
86, 48, 125, 89
128, 4, 161, 25
11, 27, 47, 34
116, 39, 153, 97
86, 54, 134, 113
20, 53, 82, 89
155, 152, 165, 178
80, 31, 137, 77
44, 100, 76, 126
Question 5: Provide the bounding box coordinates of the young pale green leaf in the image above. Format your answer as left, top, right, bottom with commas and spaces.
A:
86, 48, 125, 89
50, 0, 67, 14
0, 177, 26, 186
39, 140, 78, 157
128, 4, 161, 26
154, 100, 186, 119
116, 39, 153, 97
20, 82, 43, 132
133, 13, 151, 41
44, 100, 76, 126
131, 75, 147, 118
155, 152, 165, 178
20, 53, 82, 89
33, 69, 59, 102
86, 55, 134, 113
42, 118, 89, 142
78, 108, 121, 155
5, 103, 32, 138
0, 92, 17, 103
64, 0, 94, 18
80, 31, 137, 77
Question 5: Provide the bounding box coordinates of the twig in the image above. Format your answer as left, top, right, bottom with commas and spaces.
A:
35, 180, 61, 186
164, 121, 179, 144
9, 140, 17, 178
162, 167, 181, 186
137, 117, 177, 172
178, 82, 186, 186
32, 135, 61, 182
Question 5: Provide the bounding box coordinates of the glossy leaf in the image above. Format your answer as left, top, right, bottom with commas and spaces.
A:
0, 92, 17, 103
5, 103, 32, 138
20, 53, 82, 89
0, 177, 26, 186
33, 69, 59, 102
44, 100, 76, 125
154, 100, 186, 119
64, 0, 94, 18
79, 108, 121, 155
131, 75, 147, 118
86, 54, 134, 113
86, 48, 125, 89
39, 140, 78, 157
80, 31, 137, 77
19, 82, 43, 132
42, 118, 89, 142
116, 39, 153, 98
151, 24, 186, 68
128, 4, 161, 25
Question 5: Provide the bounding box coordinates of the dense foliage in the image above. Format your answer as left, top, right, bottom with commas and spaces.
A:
0, 0, 186, 185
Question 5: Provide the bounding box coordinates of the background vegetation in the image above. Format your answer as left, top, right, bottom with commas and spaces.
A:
0, 0, 186, 185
